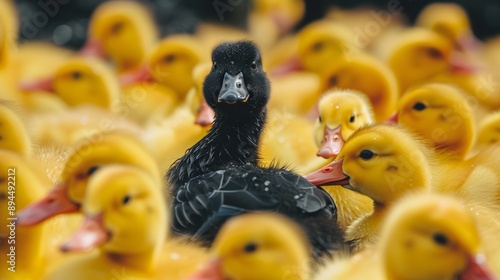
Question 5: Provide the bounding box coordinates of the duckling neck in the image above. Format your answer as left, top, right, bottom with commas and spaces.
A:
168, 109, 267, 192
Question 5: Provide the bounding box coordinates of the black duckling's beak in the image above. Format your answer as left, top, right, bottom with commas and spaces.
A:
218, 72, 249, 104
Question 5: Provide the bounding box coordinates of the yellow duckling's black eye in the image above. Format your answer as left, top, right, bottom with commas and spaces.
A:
318, 116, 322, 123
329, 75, 338, 86
122, 195, 132, 205
426, 47, 443, 59
0, 192, 6, 201
349, 114, 355, 123
432, 232, 448, 246
86, 166, 100, 176
71, 71, 82, 80
163, 55, 176, 63
412, 102, 427, 111
312, 41, 324, 52
359, 150, 375, 160
243, 242, 258, 253
251, 61, 257, 70
110, 22, 124, 35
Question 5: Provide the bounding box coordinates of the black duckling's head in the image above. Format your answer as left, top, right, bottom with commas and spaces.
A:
203, 41, 270, 117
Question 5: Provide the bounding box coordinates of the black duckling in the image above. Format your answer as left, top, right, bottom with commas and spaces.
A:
167, 41, 345, 259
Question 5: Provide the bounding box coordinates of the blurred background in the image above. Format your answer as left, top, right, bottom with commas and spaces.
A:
14, 0, 500, 49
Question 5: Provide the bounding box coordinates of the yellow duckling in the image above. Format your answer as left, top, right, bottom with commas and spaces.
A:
0, 102, 32, 157
320, 53, 399, 121
187, 213, 311, 280
16, 132, 160, 227
0, 0, 17, 71
0, 150, 48, 279
396, 83, 476, 160
315, 193, 499, 280
81, 0, 159, 73
476, 111, 500, 151
416, 2, 481, 51
306, 124, 431, 250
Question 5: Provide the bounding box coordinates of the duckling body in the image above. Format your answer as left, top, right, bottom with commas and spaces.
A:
168, 41, 345, 258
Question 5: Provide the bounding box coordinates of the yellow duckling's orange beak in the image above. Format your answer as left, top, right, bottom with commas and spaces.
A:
459, 254, 496, 280
194, 100, 215, 127
185, 258, 224, 280
118, 64, 154, 86
304, 157, 349, 186
456, 33, 482, 52
18, 76, 55, 92
79, 38, 105, 58
316, 126, 344, 159
16, 183, 79, 226
386, 112, 399, 124
449, 50, 480, 74
270, 55, 303, 77
60, 213, 110, 253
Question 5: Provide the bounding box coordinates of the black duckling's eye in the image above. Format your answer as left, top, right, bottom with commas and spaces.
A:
163, 54, 176, 63
110, 22, 124, 35
213, 61, 217, 69
432, 232, 449, 246
349, 114, 355, 123
412, 102, 427, 111
243, 242, 258, 253
251, 61, 257, 70
426, 47, 443, 59
122, 195, 132, 205
312, 41, 324, 52
71, 71, 82, 80
358, 150, 375, 160
86, 166, 100, 176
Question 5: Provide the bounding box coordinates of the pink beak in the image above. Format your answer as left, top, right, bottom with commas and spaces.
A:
79, 39, 105, 58
316, 126, 344, 159
18, 77, 55, 92
456, 33, 482, 52
119, 65, 154, 86
270, 56, 303, 77
304, 158, 350, 186
449, 51, 480, 74
194, 100, 215, 127
458, 255, 497, 280
16, 183, 79, 226
386, 112, 399, 124
60, 213, 109, 253
185, 258, 224, 280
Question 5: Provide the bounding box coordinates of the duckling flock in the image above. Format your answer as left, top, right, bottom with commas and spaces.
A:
1, 0, 500, 279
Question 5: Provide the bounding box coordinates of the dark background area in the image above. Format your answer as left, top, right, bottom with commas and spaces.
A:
14, 0, 500, 48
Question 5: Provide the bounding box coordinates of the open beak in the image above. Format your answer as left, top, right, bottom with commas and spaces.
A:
119, 65, 154, 86
194, 100, 215, 127
317, 126, 344, 159
458, 254, 496, 280
60, 213, 109, 253
304, 158, 350, 186
386, 112, 399, 124
270, 56, 303, 77
16, 183, 79, 226
79, 39, 105, 58
185, 258, 224, 280
18, 76, 55, 92
218, 72, 249, 104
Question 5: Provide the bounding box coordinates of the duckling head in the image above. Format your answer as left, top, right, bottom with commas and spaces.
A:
388, 28, 477, 91
60, 165, 166, 271
81, 0, 158, 73
314, 89, 374, 159
19, 58, 120, 110
203, 41, 270, 118
306, 124, 431, 204
320, 53, 399, 121
120, 35, 204, 97
416, 3, 480, 51
476, 111, 500, 149
396, 83, 475, 159
0, 103, 31, 157
16, 133, 159, 226
187, 213, 310, 280
381, 193, 496, 280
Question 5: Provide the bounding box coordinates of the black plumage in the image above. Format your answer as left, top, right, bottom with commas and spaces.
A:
167, 41, 346, 259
